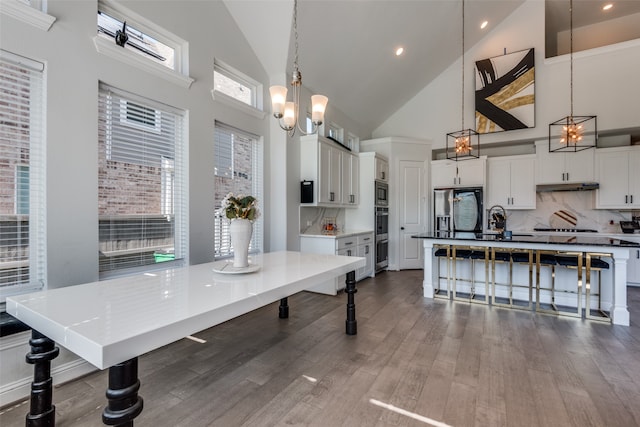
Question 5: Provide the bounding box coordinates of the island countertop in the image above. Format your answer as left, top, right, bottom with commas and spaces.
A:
411, 232, 640, 248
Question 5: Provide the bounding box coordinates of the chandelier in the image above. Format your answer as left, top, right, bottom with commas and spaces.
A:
269, 0, 328, 137
548, 0, 597, 152
446, 0, 479, 161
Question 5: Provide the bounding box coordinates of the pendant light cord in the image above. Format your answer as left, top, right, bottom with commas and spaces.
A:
569, 0, 574, 120
461, 0, 465, 130
293, 0, 299, 73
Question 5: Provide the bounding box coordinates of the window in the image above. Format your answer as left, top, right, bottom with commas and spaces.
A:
97, 6, 175, 70
0, 0, 56, 31
214, 123, 263, 259
347, 133, 359, 151
0, 50, 45, 302
93, 0, 193, 88
211, 59, 265, 118
98, 83, 187, 276
328, 124, 343, 143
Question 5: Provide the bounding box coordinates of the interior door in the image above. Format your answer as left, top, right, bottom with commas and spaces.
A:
399, 160, 426, 269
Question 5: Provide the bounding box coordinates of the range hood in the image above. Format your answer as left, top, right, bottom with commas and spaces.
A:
536, 182, 600, 192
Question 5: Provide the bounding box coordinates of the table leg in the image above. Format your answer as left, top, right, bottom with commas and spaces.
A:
279, 297, 289, 319
345, 270, 357, 335
26, 330, 60, 427
102, 358, 144, 426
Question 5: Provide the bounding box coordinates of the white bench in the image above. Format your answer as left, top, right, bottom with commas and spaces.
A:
7, 251, 365, 426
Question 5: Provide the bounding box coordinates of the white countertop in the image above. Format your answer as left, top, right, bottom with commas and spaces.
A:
300, 229, 374, 239
6, 251, 365, 370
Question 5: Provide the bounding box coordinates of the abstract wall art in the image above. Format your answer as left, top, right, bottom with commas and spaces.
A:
475, 48, 535, 134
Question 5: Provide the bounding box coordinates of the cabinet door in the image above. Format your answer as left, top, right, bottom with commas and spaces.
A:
431, 161, 456, 188
564, 149, 595, 183
458, 159, 485, 187
509, 157, 536, 209
629, 151, 640, 208
487, 159, 511, 207
537, 150, 566, 184
596, 150, 629, 208
341, 151, 351, 204
318, 142, 332, 204
328, 146, 342, 203
349, 154, 359, 205
376, 157, 389, 182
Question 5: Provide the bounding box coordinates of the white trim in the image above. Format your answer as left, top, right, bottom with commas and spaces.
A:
0, 0, 56, 31
545, 38, 640, 66
211, 90, 267, 120
93, 36, 194, 88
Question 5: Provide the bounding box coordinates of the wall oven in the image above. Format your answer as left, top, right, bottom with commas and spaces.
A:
375, 180, 388, 207
375, 206, 389, 271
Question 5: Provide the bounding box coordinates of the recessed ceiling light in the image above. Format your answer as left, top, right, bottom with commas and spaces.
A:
603, 3, 613, 11
395, 47, 404, 56
480, 21, 488, 29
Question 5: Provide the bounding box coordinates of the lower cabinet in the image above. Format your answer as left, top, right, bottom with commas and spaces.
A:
629, 248, 640, 285
300, 232, 374, 295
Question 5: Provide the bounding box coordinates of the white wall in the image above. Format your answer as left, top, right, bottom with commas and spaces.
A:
0, 0, 272, 405
373, 0, 640, 148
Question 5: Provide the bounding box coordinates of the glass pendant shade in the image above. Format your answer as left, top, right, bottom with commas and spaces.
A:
311, 95, 328, 125
446, 129, 480, 161
549, 115, 597, 152
269, 86, 288, 118
282, 102, 296, 130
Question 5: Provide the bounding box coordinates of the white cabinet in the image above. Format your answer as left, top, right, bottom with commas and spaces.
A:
535, 141, 595, 184
300, 135, 359, 207
375, 157, 389, 182
342, 153, 359, 205
595, 146, 640, 209
487, 155, 536, 209
300, 231, 374, 295
431, 157, 486, 188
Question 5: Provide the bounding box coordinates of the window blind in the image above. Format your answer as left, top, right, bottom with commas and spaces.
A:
98, 83, 186, 277
0, 50, 45, 301
214, 122, 263, 258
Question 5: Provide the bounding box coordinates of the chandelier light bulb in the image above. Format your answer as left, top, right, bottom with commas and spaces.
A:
311, 95, 328, 124
455, 135, 472, 154
283, 102, 296, 130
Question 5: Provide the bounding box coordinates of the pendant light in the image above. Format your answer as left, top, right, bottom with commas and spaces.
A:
548, 0, 597, 152
446, 0, 480, 161
269, 0, 328, 137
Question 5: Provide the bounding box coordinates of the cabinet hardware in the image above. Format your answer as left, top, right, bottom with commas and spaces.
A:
626, 195, 628, 204
365, 246, 369, 255
631, 195, 634, 204
330, 192, 334, 201
345, 242, 353, 246
566, 172, 569, 181
381, 171, 385, 180
363, 237, 370, 241
637, 250, 639, 259
347, 250, 352, 256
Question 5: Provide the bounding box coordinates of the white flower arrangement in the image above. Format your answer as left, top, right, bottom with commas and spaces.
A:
221, 192, 260, 221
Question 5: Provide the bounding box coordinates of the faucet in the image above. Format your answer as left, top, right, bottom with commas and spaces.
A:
488, 205, 507, 234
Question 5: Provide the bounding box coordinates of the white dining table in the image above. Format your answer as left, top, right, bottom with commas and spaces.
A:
7, 251, 365, 426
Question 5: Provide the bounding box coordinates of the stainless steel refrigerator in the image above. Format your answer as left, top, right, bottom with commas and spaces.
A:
433, 187, 484, 237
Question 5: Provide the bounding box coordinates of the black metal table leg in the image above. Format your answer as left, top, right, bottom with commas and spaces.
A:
26, 330, 60, 427
102, 358, 144, 427
345, 270, 357, 335
279, 297, 289, 319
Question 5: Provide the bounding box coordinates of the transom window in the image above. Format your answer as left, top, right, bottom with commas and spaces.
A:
213, 59, 259, 108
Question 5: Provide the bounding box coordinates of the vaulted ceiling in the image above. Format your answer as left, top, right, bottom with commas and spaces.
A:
224, 0, 639, 132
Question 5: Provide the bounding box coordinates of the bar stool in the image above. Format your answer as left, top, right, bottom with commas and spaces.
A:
584, 252, 610, 322
434, 245, 452, 300
468, 247, 490, 304
505, 249, 534, 310
534, 251, 562, 315
490, 247, 514, 308
555, 251, 611, 322
451, 246, 474, 302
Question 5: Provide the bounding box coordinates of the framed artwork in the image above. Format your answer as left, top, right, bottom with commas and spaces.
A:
475, 48, 535, 134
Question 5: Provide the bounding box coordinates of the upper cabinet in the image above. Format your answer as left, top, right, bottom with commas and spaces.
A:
375, 156, 389, 182
595, 146, 640, 209
300, 135, 359, 207
431, 157, 486, 188
487, 155, 536, 209
535, 141, 595, 184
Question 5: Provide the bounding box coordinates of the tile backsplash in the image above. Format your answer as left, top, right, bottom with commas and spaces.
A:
506, 191, 635, 233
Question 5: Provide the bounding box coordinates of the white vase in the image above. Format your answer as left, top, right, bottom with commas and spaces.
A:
229, 218, 253, 268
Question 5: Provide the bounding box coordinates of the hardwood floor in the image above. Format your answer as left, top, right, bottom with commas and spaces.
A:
2, 270, 640, 426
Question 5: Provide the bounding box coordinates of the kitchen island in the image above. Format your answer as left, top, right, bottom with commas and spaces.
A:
413, 233, 639, 326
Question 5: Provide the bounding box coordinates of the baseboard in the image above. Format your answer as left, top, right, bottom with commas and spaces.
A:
0, 357, 97, 408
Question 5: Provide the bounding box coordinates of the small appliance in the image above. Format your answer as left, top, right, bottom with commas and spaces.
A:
375, 180, 388, 207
